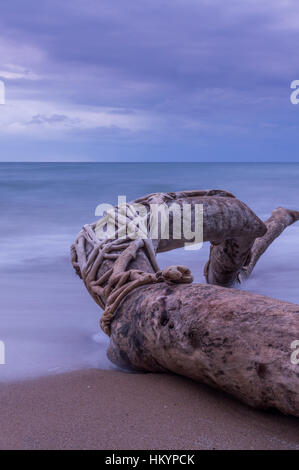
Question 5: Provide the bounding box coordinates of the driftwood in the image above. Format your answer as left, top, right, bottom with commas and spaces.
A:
71, 190, 299, 416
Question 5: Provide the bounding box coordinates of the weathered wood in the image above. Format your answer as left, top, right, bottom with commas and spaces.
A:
71, 190, 299, 416
108, 282, 299, 416
239, 207, 299, 281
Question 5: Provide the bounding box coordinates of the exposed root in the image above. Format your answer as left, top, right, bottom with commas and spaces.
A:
239, 207, 299, 282
71, 192, 299, 336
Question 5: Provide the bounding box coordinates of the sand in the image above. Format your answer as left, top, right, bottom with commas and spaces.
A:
0, 369, 298, 450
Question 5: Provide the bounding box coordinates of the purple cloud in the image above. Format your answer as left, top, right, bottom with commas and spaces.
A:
0, 0, 299, 161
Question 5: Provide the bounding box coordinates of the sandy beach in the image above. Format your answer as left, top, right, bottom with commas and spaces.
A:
0, 369, 298, 450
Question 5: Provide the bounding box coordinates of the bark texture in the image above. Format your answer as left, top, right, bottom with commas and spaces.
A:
108, 283, 299, 416
239, 207, 299, 281
71, 190, 299, 416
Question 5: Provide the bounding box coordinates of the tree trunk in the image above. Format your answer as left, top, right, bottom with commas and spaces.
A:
71, 191, 299, 416
108, 282, 299, 416
239, 207, 299, 281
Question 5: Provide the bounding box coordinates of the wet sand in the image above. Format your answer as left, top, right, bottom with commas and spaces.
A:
0, 369, 298, 450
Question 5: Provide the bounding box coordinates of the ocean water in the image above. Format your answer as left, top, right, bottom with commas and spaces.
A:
0, 163, 298, 381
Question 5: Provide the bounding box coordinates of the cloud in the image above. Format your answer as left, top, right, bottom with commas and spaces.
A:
0, 0, 298, 160
0, 99, 157, 140
0, 69, 41, 81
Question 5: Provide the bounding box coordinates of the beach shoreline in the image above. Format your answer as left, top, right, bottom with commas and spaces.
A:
0, 369, 298, 450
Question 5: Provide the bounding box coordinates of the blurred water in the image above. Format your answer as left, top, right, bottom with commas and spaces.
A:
0, 163, 298, 381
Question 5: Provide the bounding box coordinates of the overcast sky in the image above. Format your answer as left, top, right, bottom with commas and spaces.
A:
0, 0, 299, 161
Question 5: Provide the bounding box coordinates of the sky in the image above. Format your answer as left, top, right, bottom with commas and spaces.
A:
0, 0, 299, 162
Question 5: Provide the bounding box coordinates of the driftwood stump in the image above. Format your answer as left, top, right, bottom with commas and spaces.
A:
71, 190, 299, 416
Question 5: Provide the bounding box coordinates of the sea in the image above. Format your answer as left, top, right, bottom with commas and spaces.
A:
0, 163, 298, 381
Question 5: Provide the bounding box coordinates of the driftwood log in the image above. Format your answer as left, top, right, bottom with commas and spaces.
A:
71, 190, 299, 416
